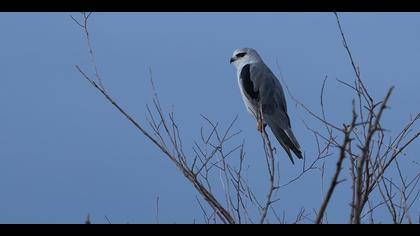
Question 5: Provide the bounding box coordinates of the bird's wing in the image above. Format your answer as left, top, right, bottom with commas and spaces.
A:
249, 63, 303, 162
238, 64, 259, 117
239, 62, 281, 116
248, 62, 289, 126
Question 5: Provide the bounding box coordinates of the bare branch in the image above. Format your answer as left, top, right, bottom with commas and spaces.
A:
316, 101, 357, 224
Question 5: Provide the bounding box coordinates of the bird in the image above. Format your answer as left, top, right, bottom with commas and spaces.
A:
230, 48, 303, 164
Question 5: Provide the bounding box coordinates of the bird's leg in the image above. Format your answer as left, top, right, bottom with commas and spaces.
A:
256, 102, 264, 133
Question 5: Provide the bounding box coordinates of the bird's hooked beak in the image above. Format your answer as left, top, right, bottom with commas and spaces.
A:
229, 57, 236, 64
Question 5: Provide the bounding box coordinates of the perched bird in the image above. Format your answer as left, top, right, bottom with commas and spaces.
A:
230, 48, 303, 164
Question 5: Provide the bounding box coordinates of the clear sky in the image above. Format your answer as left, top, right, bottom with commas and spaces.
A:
0, 12, 419, 224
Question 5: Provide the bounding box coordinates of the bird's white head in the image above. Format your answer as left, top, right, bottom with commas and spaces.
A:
230, 48, 263, 69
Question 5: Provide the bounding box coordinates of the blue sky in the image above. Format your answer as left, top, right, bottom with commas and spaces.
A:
0, 13, 419, 223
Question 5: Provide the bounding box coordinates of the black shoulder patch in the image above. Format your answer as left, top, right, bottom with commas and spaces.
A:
240, 64, 259, 100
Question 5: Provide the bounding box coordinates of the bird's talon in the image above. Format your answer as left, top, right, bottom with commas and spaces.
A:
257, 121, 263, 133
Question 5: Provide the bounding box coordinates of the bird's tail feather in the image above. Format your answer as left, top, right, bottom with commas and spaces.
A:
276, 139, 295, 164
284, 128, 303, 159
269, 125, 303, 163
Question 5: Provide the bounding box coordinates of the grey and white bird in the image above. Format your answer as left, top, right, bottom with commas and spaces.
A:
230, 48, 303, 164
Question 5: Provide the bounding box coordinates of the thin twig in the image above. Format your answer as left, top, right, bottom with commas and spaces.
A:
316, 102, 357, 224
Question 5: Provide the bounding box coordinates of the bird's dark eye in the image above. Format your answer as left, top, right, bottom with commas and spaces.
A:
236, 52, 247, 58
